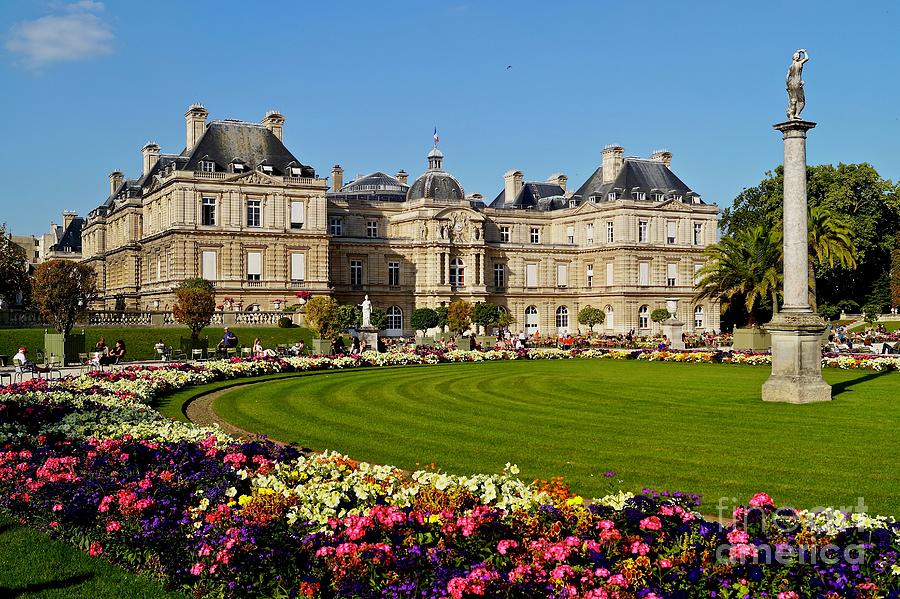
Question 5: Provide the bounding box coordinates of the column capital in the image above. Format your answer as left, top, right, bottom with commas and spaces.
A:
773, 120, 817, 137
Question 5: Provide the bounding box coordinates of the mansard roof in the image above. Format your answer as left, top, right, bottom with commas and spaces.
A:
180, 120, 315, 177
490, 182, 567, 211
570, 159, 701, 204
50, 217, 84, 252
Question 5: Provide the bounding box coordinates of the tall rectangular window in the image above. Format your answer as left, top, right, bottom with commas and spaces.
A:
606, 221, 614, 243
500, 226, 510, 243
156, 255, 161, 282
667, 221, 677, 244
606, 262, 614, 286
247, 251, 262, 281
388, 261, 400, 287
350, 259, 363, 287
329, 217, 343, 236
586, 265, 593, 288
247, 200, 261, 227
694, 262, 703, 284
366, 220, 378, 238
557, 263, 568, 287
693, 222, 703, 245
586, 223, 594, 244
525, 263, 538, 287
638, 220, 648, 242
201, 197, 216, 226
290, 253, 306, 281
566, 225, 574, 244
493, 263, 505, 288
530, 227, 540, 244
639, 261, 650, 286
667, 263, 677, 287
290, 201, 305, 229
201, 251, 217, 280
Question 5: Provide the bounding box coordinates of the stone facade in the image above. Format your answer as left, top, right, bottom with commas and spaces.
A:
82, 105, 720, 336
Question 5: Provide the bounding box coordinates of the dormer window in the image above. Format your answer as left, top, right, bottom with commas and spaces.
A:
672, 194, 683, 202
199, 160, 214, 173
259, 165, 273, 174
607, 192, 619, 201
568, 199, 578, 208
232, 162, 245, 172
290, 166, 303, 177
692, 196, 701, 204
652, 193, 665, 202
633, 191, 646, 201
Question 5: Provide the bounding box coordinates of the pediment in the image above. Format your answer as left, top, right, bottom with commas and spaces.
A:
226, 170, 279, 185
432, 206, 485, 221
655, 199, 691, 211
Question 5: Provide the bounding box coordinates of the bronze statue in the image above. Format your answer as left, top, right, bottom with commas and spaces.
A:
786, 49, 809, 120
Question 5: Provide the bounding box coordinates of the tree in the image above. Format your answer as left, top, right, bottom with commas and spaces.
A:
472, 302, 502, 332
577, 306, 605, 332
447, 300, 473, 334
369, 306, 388, 331
173, 278, 216, 340
410, 307, 439, 334
650, 308, 671, 324
435, 305, 449, 329
304, 296, 340, 339
0, 224, 30, 306
722, 163, 900, 311
497, 309, 516, 332
32, 260, 98, 336
335, 304, 361, 331
892, 233, 900, 309
694, 225, 782, 327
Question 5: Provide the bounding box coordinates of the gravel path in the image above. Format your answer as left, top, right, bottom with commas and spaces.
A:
185, 385, 292, 446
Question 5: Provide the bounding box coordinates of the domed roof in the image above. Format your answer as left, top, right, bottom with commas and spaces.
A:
340, 172, 408, 194
407, 146, 464, 201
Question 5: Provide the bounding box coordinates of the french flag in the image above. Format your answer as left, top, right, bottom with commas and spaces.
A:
433, 127, 439, 145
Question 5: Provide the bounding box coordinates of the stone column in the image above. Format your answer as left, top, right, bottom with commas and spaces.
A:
762, 119, 831, 403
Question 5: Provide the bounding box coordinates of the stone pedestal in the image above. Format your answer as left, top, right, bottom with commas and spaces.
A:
762, 119, 831, 403
662, 319, 685, 350
762, 312, 831, 403
358, 326, 380, 352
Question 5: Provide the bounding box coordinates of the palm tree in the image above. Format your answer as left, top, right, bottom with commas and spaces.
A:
771, 206, 856, 310
694, 225, 782, 326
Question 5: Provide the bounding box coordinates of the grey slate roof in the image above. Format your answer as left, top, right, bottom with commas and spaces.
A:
570, 159, 701, 205
407, 171, 465, 201
328, 172, 409, 202
50, 217, 84, 252
490, 182, 567, 210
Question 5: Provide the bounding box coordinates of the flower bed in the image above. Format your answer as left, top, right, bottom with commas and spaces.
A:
1, 355, 899, 597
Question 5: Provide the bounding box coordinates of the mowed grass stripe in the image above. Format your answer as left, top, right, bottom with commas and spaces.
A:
212, 359, 900, 515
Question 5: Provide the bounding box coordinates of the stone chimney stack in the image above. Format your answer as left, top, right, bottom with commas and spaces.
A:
185, 103, 209, 150
141, 142, 160, 176
63, 211, 77, 229
601, 145, 625, 184
331, 165, 344, 191
504, 169, 524, 202
650, 149, 673, 169
261, 110, 285, 141
548, 173, 567, 192
109, 171, 124, 196
396, 170, 408, 185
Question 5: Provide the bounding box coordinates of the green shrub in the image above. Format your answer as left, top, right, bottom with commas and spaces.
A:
277, 316, 293, 328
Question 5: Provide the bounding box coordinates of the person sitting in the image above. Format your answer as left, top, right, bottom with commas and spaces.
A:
331, 336, 346, 355
217, 328, 239, 353
154, 339, 171, 361
100, 340, 126, 365
289, 340, 306, 356
469, 335, 476, 351
94, 336, 109, 354
13, 347, 49, 374
252, 337, 277, 358
350, 336, 361, 354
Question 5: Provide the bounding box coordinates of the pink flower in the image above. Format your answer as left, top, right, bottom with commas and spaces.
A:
190, 562, 205, 576
748, 492, 774, 508
727, 529, 749, 544
640, 516, 662, 531
105, 520, 120, 533
497, 539, 518, 555
88, 542, 103, 557
778, 592, 799, 599
729, 543, 756, 560
630, 540, 649, 555
447, 577, 467, 599
607, 573, 628, 588
658, 559, 673, 568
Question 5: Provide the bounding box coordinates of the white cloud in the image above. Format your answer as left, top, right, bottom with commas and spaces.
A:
6, 2, 114, 69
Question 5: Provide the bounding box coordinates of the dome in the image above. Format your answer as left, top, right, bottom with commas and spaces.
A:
407, 146, 465, 201
340, 172, 408, 194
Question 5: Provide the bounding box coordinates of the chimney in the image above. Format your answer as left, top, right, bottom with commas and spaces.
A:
504, 169, 524, 202
141, 142, 160, 176
109, 171, 124, 196
601, 145, 625, 184
650, 149, 673, 168
396, 170, 408, 185
548, 172, 567, 192
63, 211, 77, 229
185, 103, 209, 150
331, 164, 344, 191
261, 110, 285, 141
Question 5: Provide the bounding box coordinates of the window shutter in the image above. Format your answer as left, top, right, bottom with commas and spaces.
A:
202, 251, 217, 280
566, 225, 574, 238
247, 252, 262, 276
526, 263, 538, 287
557, 263, 568, 287
639, 262, 649, 286
667, 221, 676, 239
606, 263, 614, 286
291, 253, 305, 281
290, 201, 305, 224
667, 263, 678, 281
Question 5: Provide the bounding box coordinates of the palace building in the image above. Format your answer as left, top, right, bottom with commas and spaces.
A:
81, 105, 720, 335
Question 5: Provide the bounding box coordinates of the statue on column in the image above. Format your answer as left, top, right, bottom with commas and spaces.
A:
786, 49, 809, 120
360, 295, 372, 328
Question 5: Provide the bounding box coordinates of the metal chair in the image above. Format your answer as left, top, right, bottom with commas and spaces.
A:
0, 370, 12, 386
192, 348, 204, 361
44, 355, 63, 381
240, 346, 252, 358
13, 358, 35, 383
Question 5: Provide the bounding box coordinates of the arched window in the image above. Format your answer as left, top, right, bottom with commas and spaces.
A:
694, 305, 704, 329
386, 306, 403, 334
555, 306, 569, 332
638, 305, 649, 329
605, 305, 614, 330
525, 305, 539, 333
450, 258, 465, 287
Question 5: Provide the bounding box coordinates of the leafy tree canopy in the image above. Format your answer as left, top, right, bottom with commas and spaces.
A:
472, 302, 502, 328
410, 307, 439, 333
577, 306, 605, 331
0, 224, 30, 306
32, 260, 98, 336
173, 280, 215, 340
650, 308, 671, 324
447, 300, 473, 334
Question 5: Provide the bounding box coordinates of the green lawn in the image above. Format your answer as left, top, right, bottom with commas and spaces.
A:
213, 359, 900, 516
0, 326, 311, 362
0, 515, 184, 599
848, 320, 900, 332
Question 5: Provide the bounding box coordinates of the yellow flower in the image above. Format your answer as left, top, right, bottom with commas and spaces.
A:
238, 494, 253, 506
566, 496, 584, 506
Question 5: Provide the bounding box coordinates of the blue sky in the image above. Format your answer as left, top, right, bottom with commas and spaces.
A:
1, 0, 898, 234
